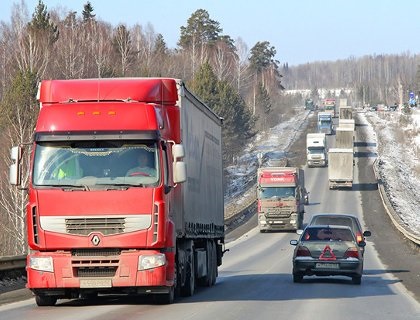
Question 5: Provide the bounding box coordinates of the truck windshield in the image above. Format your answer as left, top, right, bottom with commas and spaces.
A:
258, 187, 295, 199
32, 140, 160, 188
308, 147, 325, 153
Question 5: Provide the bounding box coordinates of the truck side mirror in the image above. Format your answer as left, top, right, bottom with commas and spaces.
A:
172, 144, 185, 159
9, 146, 21, 186
172, 144, 186, 184
173, 162, 186, 183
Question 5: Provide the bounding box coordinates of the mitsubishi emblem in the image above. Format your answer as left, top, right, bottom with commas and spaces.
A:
91, 234, 101, 246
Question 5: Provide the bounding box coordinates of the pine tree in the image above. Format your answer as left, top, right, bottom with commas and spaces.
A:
27, 0, 59, 44
82, 1, 96, 22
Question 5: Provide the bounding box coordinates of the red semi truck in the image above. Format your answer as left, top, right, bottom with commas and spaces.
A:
256, 167, 306, 231
9, 78, 225, 306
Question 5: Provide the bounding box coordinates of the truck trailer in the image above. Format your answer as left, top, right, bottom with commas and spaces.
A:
335, 127, 354, 149
9, 78, 225, 306
306, 133, 327, 167
339, 106, 353, 120
256, 167, 306, 231
338, 118, 355, 131
328, 148, 354, 189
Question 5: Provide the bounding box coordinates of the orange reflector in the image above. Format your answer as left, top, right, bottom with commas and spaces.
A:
92, 111, 100, 115
77, 111, 85, 116
108, 111, 116, 115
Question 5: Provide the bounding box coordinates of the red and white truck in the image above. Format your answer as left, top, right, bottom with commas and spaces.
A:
9, 78, 225, 306
323, 98, 337, 117
256, 167, 306, 231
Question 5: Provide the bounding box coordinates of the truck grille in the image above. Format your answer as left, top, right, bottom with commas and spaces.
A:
72, 249, 120, 278
265, 208, 291, 218
66, 217, 125, 235
40, 215, 152, 235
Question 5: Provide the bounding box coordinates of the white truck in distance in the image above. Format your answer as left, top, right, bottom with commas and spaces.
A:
328, 148, 354, 189
306, 133, 327, 167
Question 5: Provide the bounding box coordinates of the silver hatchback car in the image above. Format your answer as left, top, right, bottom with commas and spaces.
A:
290, 225, 365, 284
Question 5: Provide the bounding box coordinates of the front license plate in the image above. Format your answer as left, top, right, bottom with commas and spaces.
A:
80, 278, 112, 288
315, 263, 339, 269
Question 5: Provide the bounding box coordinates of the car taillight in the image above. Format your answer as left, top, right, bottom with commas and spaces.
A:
296, 246, 311, 257
344, 247, 359, 259
356, 233, 363, 243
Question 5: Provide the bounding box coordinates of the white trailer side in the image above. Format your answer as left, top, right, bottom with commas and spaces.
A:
328, 148, 354, 189
335, 127, 354, 149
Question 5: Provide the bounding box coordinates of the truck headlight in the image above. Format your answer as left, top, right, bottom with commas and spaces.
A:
138, 254, 166, 270
29, 256, 54, 272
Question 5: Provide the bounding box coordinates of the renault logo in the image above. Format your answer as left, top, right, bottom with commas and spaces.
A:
91, 235, 101, 246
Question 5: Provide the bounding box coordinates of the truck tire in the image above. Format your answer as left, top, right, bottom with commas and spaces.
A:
154, 285, 175, 304
181, 241, 195, 297
35, 295, 57, 306
210, 240, 217, 285
198, 240, 213, 287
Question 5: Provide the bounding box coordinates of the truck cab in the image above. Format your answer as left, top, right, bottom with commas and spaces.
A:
256, 167, 305, 231
317, 112, 333, 135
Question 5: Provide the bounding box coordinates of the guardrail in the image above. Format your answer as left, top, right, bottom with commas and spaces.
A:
373, 158, 420, 246
0, 255, 26, 271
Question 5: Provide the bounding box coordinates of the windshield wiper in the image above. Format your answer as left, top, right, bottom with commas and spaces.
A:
60, 185, 90, 191
97, 183, 146, 190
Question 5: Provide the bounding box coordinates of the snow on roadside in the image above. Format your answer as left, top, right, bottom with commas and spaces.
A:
359, 109, 419, 235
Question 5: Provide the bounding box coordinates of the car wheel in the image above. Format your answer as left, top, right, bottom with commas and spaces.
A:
293, 273, 303, 283
352, 275, 362, 285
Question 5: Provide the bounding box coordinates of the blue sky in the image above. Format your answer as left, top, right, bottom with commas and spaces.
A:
1, 0, 419, 66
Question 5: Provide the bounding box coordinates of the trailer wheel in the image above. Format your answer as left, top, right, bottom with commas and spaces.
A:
210, 240, 217, 285
35, 295, 57, 306
181, 241, 195, 297
199, 240, 215, 287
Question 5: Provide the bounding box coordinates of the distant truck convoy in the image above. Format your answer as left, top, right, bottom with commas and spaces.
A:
9, 78, 225, 306
328, 148, 354, 189
256, 167, 306, 231
335, 127, 354, 149
306, 133, 327, 167
317, 112, 333, 135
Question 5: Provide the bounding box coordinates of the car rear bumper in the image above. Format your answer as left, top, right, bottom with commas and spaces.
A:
293, 259, 363, 277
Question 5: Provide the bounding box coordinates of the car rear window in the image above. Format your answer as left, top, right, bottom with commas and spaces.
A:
312, 217, 354, 228
302, 227, 354, 242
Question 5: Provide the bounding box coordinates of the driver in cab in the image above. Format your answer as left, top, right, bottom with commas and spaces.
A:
126, 150, 156, 177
